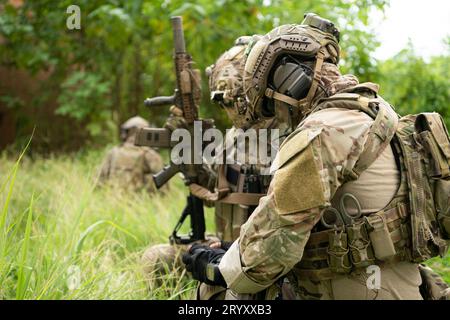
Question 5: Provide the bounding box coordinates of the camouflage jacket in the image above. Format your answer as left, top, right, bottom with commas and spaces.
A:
98, 140, 164, 193
218, 94, 404, 293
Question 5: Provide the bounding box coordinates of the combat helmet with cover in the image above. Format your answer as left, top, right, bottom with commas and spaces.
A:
244, 13, 340, 122
120, 116, 149, 141
206, 35, 261, 129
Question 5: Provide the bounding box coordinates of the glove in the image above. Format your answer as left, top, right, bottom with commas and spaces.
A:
210, 241, 233, 251
164, 106, 187, 132
182, 244, 227, 287
220, 241, 233, 251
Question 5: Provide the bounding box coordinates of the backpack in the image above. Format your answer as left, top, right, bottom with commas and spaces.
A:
322, 83, 450, 262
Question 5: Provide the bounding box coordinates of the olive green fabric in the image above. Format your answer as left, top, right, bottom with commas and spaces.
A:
274, 143, 326, 215
97, 139, 164, 194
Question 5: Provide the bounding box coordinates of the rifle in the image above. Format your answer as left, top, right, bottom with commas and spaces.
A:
135, 16, 213, 188
135, 16, 212, 244
170, 194, 205, 245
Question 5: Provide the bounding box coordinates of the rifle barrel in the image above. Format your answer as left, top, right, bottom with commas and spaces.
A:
171, 16, 186, 54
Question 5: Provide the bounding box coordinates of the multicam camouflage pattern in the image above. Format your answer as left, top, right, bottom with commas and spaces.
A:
98, 141, 164, 194
121, 116, 150, 130
98, 116, 165, 193
314, 63, 359, 100
141, 36, 266, 287
207, 36, 259, 130
218, 63, 431, 299
214, 118, 285, 241
219, 107, 416, 295
418, 264, 450, 300
140, 118, 283, 289
394, 113, 450, 261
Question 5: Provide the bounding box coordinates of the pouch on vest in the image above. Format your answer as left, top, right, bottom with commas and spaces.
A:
365, 214, 397, 260
435, 180, 450, 240
415, 113, 450, 179
327, 229, 352, 274
346, 221, 375, 267
414, 113, 450, 242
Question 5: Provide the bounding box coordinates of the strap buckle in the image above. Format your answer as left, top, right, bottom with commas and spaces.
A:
265, 88, 275, 99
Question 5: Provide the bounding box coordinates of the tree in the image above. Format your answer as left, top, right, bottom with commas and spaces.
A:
377, 43, 450, 127
1, 0, 390, 150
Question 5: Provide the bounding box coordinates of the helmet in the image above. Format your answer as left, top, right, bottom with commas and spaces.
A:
206, 35, 261, 129
120, 116, 149, 141
244, 13, 340, 120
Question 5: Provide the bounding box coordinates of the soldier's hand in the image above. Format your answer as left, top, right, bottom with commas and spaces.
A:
164, 106, 187, 131
209, 241, 232, 251
182, 244, 227, 287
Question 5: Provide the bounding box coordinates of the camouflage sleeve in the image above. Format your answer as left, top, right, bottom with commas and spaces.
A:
97, 148, 115, 184
143, 148, 164, 173
219, 108, 374, 293
142, 148, 165, 193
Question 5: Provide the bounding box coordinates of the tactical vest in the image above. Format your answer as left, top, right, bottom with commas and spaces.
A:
188, 160, 271, 241
187, 120, 283, 241
214, 120, 284, 241
109, 143, 149, 190
214, 163, 272, 241
295, 83, 450, 281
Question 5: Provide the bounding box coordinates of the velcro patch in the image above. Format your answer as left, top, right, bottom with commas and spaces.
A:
273, 143, 326, 215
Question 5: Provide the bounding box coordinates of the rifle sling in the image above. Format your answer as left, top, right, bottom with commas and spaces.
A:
189, 183, 219, 202
218, 192, 265, 206
189, 183, 264, 206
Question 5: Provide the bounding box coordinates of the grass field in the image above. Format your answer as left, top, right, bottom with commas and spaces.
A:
0, 146, 449, 300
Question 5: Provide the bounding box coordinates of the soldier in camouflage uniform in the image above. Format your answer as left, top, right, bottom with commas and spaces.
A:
98, 116, 164, 194
182, 13, 450, 300
141, 36, 291, 298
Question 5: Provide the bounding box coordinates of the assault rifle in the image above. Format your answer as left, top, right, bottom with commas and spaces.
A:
135, 16, 212, 244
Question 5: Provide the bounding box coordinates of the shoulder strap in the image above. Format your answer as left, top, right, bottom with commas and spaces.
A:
345, 100, 399, 182
317, 87, 399, 182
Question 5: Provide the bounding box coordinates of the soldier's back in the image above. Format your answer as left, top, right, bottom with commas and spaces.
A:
103, 142, 163, 193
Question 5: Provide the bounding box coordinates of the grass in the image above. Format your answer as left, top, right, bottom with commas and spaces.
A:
0, 146, 448, 300
0, 146, 215, 300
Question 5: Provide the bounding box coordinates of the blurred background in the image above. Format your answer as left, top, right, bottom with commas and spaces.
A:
0, 1, 448, 299
0, 0, 448, 153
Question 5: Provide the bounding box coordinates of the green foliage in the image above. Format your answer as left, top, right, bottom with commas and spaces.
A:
57, 71, 112, 137
377, 45, 450, 127
0, 147, 216, 299
0, 0, 388, 145
1, 0, 448, 148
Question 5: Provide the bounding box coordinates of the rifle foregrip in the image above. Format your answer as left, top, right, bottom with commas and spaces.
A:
144, 95, 175, 107
153, 164, 180, 189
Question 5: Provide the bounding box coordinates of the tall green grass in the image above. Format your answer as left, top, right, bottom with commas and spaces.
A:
0, 147, 448, 300
0, 146, 214, 299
